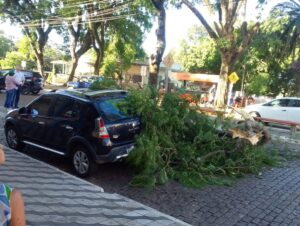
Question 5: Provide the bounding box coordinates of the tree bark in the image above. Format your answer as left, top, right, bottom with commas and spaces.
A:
91, 24, 105, 76
67, 26, 92, 82
69, 58, 79, 82
149, 0, 166, 87
94, 51, 103, 75
214, 55, 229, 107
36, 52, 45, 79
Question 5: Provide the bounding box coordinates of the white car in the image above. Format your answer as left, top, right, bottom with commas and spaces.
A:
244, 97, 300, 123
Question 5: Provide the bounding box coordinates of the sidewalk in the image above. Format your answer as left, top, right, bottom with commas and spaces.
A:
0, 146, 189, 226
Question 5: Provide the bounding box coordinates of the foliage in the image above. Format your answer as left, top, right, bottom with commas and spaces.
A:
1, 0, 56, 75
234, 14, 295, 96
89, 77, 120, 90
0, 31, 14, 59
99, 0, 151, 77
101, 34, 142, 79
124, 88, 277, 189
0, 51, 34, 69
17, 36, 35, 60
44, 45, 68, 71
176, 25, 221, 74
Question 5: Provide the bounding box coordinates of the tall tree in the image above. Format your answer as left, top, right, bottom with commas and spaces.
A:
234, 14, 294, 96
56, 0, 92, 82
274, 0, 300, 95
87, 0, 152, 75
149, 0, 166, 87
1, 0, 55, 77
67, 19, 92, 82
181, 0, 262, 107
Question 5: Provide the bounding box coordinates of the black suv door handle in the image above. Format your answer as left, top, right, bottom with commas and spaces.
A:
62, 125, 73, 130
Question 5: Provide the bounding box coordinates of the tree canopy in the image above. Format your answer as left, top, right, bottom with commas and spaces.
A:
176, 25, 221, 74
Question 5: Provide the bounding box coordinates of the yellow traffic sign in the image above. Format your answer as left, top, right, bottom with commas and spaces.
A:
228, 72, 239, 84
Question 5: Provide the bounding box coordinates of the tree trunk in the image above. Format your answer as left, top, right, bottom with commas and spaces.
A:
149, 71, 158, 87
68, 58, 79, 82
36, 52, 45, 78
93, 49, 103, 75
149, 0, 166, 87
291, 57, 300, 96
214, 55, 230, 108
296, 72, 300, 96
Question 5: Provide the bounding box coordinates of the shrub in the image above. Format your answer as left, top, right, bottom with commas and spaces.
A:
89, 77, 120, 90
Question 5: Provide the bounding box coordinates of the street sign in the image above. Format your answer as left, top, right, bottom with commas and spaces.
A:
21, 61, 26, 69
228, 72, 239, 84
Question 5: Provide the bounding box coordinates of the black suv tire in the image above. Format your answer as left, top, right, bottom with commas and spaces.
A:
21, 85, 30, 95
5, 126, 23, 150
72, 146, 96, 177
31, 90, 40, 95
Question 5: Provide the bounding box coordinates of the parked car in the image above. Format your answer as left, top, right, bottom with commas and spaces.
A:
244, 97, 300, 123
4, 89, 140, 177
67, 75, 103, 89
0, 69, 43, 94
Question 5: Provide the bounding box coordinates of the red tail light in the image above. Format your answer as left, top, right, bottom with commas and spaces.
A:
97, 118, 110, 139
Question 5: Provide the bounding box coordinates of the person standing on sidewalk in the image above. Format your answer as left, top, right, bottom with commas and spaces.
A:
13, 66, 25, 109
4, 70, 18, 110
0, 146, 26, 226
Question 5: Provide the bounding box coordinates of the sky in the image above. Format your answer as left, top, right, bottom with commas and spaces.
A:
0, 0, 286, 56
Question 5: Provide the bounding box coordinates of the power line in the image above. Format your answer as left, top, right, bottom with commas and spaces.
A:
21, 2, 133, 27
20, 13, 136, 29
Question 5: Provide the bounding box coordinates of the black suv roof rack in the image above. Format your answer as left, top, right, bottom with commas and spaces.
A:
61, 89, 127, 99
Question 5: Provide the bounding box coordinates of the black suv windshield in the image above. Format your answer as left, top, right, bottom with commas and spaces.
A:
96, 97, 131, 122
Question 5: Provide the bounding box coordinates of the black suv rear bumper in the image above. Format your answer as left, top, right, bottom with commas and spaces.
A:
95, 143, 135, 164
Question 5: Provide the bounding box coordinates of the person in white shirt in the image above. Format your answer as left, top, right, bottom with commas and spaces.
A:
13, 65, 25, 108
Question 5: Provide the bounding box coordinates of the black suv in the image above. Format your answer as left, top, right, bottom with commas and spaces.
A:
0, 69, 43, 94
4, 89, 140, 177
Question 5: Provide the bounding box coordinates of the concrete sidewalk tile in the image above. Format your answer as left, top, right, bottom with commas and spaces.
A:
127, 219, 154, 226
99, 219, 121, 225
0, 146, 189, 226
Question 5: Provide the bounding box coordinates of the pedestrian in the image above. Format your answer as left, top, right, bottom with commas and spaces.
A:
0, 146, 26, 226
234, 96, 242, 108
13, 65, 25, 109
4, 70, 19, 110
229, 95, 234, 106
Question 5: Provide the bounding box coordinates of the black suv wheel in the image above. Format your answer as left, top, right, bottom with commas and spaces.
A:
6, 126, 23, 150
72, 146, 96, 177
31, 90, 40, 95
21, 85, 30, 95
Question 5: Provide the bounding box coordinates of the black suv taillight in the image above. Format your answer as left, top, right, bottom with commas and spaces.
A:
95, 117, 110, 139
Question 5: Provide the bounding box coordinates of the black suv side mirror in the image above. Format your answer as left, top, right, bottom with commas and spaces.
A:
18, 107, 27, 114
19, 107, 32, 115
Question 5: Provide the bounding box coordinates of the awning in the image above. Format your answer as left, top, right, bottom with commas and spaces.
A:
171, 72, 219, 83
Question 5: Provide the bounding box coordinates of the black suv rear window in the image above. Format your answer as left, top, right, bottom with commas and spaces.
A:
96, 97, 131, 122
